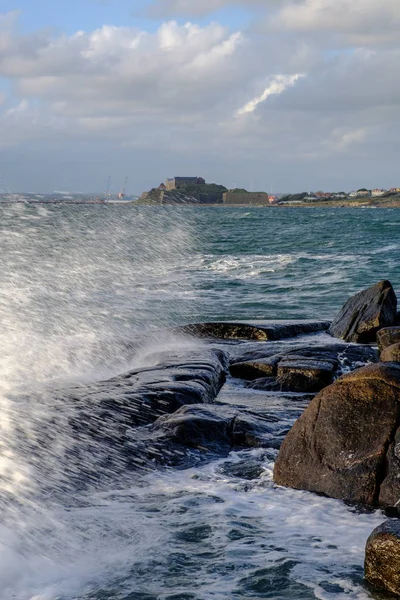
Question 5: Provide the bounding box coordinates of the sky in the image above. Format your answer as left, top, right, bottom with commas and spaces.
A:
0, 0, 399, 193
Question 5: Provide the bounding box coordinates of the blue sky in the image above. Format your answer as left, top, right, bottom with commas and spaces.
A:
0, 0, 400, 193
5, 0, 252, 35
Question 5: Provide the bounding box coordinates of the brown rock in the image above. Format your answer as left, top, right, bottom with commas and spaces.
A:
378, 327, 400, 351
381, 343, 400, 363
273, 363, 400, 506
329, 280, 397, 343
277, 356, 337, 393
229, 356, 280, 380
365, 520, 400, 596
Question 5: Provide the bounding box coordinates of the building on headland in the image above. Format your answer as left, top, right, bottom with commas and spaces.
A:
222, 191, 270, 205
390, 187, 400, 193
165, 177, 206, 191
371, 189, 387, 197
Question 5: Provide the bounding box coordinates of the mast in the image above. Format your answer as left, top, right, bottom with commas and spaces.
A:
105, 175, 111, 202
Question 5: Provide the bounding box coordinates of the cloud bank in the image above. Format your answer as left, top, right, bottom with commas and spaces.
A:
0, 0, 399, 192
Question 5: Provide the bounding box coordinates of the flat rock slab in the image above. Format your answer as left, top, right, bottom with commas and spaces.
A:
15, 347, 229, 493
176, 320, 330, 341
365, 520, 400, 596
273, 363, 400, 506
229, 341, 378, 369
329, 280, 397, 343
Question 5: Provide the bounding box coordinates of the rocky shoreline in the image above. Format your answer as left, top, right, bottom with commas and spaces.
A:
21, 278, 400, 596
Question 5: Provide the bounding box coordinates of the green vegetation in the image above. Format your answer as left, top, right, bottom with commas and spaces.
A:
176, 183, 227, 203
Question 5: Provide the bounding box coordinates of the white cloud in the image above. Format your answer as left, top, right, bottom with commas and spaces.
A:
0, 4, 400, 192
270, 0, 400, 45
237, 73, 305, 115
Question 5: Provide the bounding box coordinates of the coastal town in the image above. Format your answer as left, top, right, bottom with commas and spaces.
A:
1, 176, 400, 206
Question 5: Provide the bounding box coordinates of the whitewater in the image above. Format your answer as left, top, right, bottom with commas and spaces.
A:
0, 202, 399, 599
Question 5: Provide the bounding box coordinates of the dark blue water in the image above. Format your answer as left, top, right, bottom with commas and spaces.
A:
0, 203, 397, 600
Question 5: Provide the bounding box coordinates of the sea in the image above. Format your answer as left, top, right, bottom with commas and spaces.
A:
0, 202, 399, 600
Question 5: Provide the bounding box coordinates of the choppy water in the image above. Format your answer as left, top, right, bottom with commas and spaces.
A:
1, 203, 399, 600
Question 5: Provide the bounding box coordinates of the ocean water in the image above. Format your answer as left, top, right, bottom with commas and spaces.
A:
0, 203, 399, 600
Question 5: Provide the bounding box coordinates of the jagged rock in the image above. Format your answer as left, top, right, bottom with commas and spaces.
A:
329, 280, 397, 343
273, 363, 400, 506
176, 320, 330, 341
365, 520, 400, 596
378, 327, 400, 352
381, 344, 400, 363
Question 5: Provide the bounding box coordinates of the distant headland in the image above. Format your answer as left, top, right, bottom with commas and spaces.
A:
2, 180, 400, 206
138, 177, 400, 207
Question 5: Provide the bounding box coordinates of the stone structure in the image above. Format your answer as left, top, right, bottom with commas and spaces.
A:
222, 191, 270, 205
165, 177, 206, 191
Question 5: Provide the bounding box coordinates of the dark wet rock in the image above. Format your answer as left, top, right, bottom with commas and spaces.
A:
229, 356, 280, 380
329, 280, 397, 343
277, 356, 337, 392
176, 320, 330, 342
365, 520, 400, 596
219, 458, 265, 480
15, 347, 229, 492
152, 405, 234, 451
273, 363, 400, 506
230, 343, 377, 375
233, 343, 377, 394
245, 377, 281, 391
381, 343, 400, 363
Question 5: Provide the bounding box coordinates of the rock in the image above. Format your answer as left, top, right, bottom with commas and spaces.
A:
246, 377, 281, 391
378, 427, 400, 507
381, 343, 400, 363
229, 356, 280, 379
277, 356, 337, 393
329, 280, 397, 343
378, 327, 400, 352
176, 320, 330, 342
273, 363, 400, 506
365, 520, 400, 596
152, 405, 234, 454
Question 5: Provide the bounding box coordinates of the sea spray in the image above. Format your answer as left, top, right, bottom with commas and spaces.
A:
0, 204, 398, 598
0, 203, 203, 598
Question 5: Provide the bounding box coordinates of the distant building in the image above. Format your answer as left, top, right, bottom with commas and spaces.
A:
371, 189, 387, 197
158, 183, 166, 190
268, 195, 278, 204
223, 191, 269, 205
349, 191, 358, 197
356, 189, 370, 197
165, 177, 206, 191
390, 188, 400, 193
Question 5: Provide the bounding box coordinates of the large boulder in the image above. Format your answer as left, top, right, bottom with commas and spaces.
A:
365, 520, 400, 596
329, 280, 397, 343
273, 363, 400, 506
